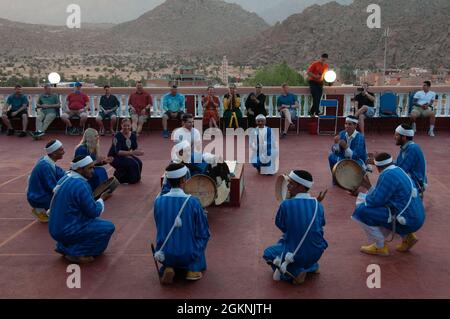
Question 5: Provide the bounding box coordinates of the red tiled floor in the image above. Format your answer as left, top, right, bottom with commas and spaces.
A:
0, 131, 449, 298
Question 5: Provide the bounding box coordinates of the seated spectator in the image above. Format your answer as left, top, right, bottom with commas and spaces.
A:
61, 82, 89, 135
34, 84, 61, 139
202, 86, 220, 129
75, 128, 112, 192
96, 85, 120, 136
1, 84, 29, 137
277, 84, 299, 138
108, 118, 144, 184
162, 85, 185, 138
128, 81, 153, 135
223, 84, 242, 129
354, 82, 376, 135
245, 83, 267, 128
410, 81, 436, 137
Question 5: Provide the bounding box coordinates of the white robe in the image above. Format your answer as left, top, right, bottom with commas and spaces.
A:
250, 126, 279, 175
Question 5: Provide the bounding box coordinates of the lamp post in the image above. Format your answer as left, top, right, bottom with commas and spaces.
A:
48, 72, 61, 88
324, 70, 337, 85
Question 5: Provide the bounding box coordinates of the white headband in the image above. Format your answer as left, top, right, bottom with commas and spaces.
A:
166, 166, 188, 179
374, 157, 393, 167
395, 125, 414, 137
45, 140, 63, 154
71, 156, 94, 170
255, 114, 266, 121
289, 171, 314, 189
345, 117, 359, 124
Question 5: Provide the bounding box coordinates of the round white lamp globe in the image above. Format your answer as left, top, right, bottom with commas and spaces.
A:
48, 72, 61, 85
324, 70, 337, 83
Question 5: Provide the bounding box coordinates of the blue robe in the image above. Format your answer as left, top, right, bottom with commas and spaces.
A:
154, 188, 210, 272
352, 165, 425, 235
396, 141, 427, 193
27, 156, 66, 210
75, 144, 108, 192
49, 171, 115, 257
108, 132, 143, 184
263, 193, 328, 281
328, 130, 367, 170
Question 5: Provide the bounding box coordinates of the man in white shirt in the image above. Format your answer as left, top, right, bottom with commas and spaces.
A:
172, 113, 202, 164
410, 81, 436, 137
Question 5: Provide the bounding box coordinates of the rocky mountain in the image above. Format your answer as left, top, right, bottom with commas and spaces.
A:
216, 0, 450, 69
103, 0, 269, 53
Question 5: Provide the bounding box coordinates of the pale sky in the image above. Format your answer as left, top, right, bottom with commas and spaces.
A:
0, 0, 352, 25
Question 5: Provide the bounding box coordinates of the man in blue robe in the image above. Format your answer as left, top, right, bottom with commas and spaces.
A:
250, 114, 279, 175
263, 170, 328, 285
352, 153, 426, 256
328, 115, 368, 180
394, 124, 427, 196
49, 155, 115, 264
27, 140, 66, 222
153, 163, 210, 285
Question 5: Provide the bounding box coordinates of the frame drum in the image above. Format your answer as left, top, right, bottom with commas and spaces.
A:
275, 174, 291, 203
184, 174, 217, 208
93, 177, 120, 200
332, 159, 365, 191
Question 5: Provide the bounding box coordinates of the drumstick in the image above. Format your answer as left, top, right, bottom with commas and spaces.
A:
151, 243, 161, 277
267, 261, 297, 280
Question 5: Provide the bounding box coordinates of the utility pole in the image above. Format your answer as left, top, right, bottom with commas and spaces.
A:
382, 26, 390, 86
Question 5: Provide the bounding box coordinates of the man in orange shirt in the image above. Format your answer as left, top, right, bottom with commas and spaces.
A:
307, 54, 329, 117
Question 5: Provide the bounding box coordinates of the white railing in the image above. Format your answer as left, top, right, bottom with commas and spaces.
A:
0, 87, 449, 119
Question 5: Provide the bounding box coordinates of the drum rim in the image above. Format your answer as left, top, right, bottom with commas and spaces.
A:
275, 174, 290, 203
332, 159, 365, 191
93, 176, 119, 199
184, 174, 218, 207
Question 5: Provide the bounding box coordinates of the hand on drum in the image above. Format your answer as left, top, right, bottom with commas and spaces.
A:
360, 174, 372, 191
338, 140, 347, 150
334, 135, 340, 144
316, 189, 328, 202
367, 152, 376, 165
104, 156, 114, 164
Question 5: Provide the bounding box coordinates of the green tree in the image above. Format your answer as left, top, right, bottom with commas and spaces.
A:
244, 62, 306, 86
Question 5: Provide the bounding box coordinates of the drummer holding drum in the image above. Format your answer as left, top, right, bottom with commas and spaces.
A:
328, 115, 368, 184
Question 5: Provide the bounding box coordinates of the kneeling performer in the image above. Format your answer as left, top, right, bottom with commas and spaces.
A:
352, 153, 425, 256
263, 170, 328, 285
153, 163, 210, 284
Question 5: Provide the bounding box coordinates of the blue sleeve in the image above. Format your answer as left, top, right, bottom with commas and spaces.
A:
39, 164, 60, 194
56, 166, 66, 180
275, 203, 287, 233
162, 94, 168, 112
76, 182, 102, 219
350, 135, 367, 162
276, 96, 282, 107
180, 94, 186, 111
366, 173, 397, 207
194, 200, 210, 249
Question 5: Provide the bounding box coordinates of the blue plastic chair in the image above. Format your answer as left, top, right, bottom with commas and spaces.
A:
379, 92, 398, 118
317, 99, 338, 135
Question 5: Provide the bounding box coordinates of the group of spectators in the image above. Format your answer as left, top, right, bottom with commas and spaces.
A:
1, 56, 438, 138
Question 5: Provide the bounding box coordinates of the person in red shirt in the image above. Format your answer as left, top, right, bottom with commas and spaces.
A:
61, 82, 89, 135
128, 81, 153, 135
307, 54, 329, 117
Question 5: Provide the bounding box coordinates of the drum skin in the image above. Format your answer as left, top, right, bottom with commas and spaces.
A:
332, 159, 365, 191
275, 174, 291, 203
184, 174, 217, 208
93, 177, 120, 200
